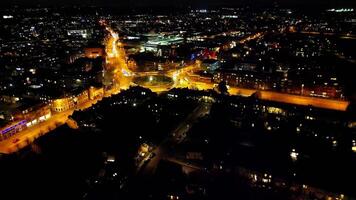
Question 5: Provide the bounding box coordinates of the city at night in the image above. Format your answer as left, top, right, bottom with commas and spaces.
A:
0, 0, 356, 199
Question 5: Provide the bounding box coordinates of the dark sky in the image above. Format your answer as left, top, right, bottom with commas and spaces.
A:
1, 0, 356, 7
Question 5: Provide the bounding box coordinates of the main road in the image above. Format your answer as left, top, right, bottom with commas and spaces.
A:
176, 79, 349, 111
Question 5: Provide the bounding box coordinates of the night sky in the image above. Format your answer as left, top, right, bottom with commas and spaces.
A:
1, 0, 356, 7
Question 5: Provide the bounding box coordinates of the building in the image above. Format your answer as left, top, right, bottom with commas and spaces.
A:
213, 69, 285, 91
51, 90, 89, 112
201, 59, 220, 72
0, 120, 27, 141
84, 46, 105, 59
0, 102, 52, 141
0, 95, 21, 104
89, 86, 104, 100
14, 103, 52, 127
67, 29, 92, 39
141, 33, 184, 57
51, 86, 105, 112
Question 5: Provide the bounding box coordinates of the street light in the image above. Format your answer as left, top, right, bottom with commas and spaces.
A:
290, 149, 299, 161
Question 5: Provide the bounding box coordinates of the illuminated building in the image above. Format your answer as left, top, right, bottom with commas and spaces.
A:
0, 95, 21, 104
51, 86, 104, 112
213, 69, 284, 91
51, 90, 89, 112
89, 86, 104, 100
0, 103, 52, 140
67, 29, 92, 39
84, 47, 105, 59
141, 34, 183, 56
14, 104, 51, 126
0, 120, 27, 141
201, 59, 220, 72
52, 98, 75, 112
287, 85, 344, 99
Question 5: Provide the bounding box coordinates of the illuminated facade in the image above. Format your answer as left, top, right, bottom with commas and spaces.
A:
16, 104, 52, 127
0, 120, 27, 140
201, 59, 220, 72
0, 95, 21, 104
89, 86, 104, 100
51, 87, 104, 112
213, 70, 285, 91
84, 47, 105, 59
51, 98, 74, 112
141, 34, 183, 56
0, 104, 52, 141
51, 90, 89, 112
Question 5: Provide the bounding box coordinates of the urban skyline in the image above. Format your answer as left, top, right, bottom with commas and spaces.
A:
1, 0, 356, 7
0, 2, 355, 200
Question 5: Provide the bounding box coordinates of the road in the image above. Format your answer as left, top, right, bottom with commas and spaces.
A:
173, 72, 350, 111
299, 31, 356, 39
165, 157, 203, 171
335, 53, 356, 64
172, 69, 350, 111
257, 90, 349, 111
105, 26, 132, 92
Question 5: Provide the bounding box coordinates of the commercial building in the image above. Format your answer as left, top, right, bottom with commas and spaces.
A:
51, 90, 89, 112
0, 102, 52, 141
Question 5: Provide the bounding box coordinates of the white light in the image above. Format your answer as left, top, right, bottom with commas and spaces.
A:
45, 113, 51, 119
332, 140, 338, 147
31, 119, 38, 125
107, 156, 115, 163
290, 149, 299, 161
352, 146, 356, 152
296, 127, 301, 132
3, 15, 13, 19
39, 116, 46, 122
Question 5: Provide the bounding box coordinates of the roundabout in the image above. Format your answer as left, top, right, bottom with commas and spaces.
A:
133, 75, 173, 87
